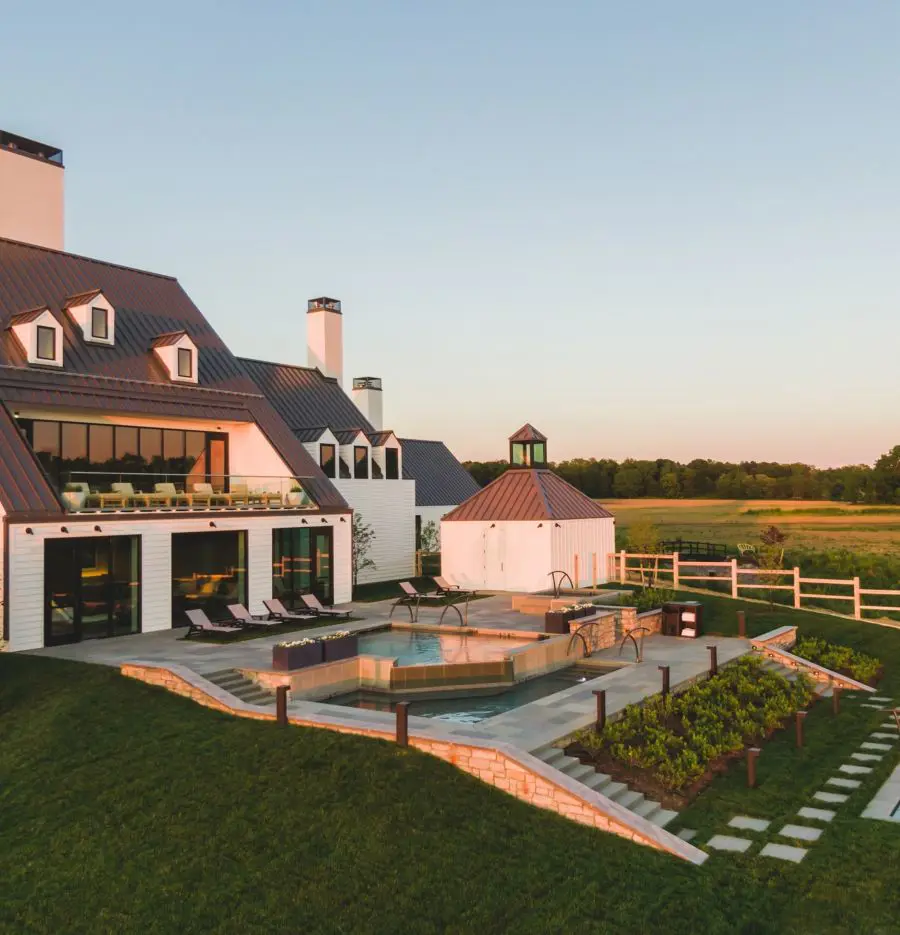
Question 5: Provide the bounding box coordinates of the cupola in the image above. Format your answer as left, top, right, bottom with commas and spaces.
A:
508, 423, 547, 469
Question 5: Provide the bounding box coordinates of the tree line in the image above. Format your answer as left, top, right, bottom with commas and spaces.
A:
463, 445, 900, 502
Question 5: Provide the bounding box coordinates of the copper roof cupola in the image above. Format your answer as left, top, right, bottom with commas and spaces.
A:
508, 423, 547, 469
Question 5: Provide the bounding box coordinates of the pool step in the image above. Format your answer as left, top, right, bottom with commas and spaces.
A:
531, 745, 677, 828
205, 668, 276, 706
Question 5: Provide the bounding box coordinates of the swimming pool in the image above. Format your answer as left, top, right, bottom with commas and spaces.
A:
323, 664, 601, 724
357, 628, 532, 667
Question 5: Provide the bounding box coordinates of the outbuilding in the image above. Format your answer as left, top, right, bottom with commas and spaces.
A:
440, 425, 616, 593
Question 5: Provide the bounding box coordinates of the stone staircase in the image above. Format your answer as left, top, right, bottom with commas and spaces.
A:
204, 668, 276, 706
759, 656, 834, 696
531, 743, 679, 828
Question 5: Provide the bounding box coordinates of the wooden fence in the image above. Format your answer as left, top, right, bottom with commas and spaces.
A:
607, 551, 900, 622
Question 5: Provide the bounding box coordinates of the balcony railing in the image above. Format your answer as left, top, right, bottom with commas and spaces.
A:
59, 472, 318, 513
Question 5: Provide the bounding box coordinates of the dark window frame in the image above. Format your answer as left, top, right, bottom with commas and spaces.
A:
36, 325, 57, 361
91, 306, 109, 340
319, 443, 336, 478
353, 445, 369, 479
177, 347, 193, 379
385, 447, 399, 480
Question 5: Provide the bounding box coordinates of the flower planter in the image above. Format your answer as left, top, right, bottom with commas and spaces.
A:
322, 634, 358, 662
544, 610, 576, 634
272, 641, 323, 671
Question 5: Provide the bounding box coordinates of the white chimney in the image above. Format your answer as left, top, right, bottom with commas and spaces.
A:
0, 129, 65, 250
352, 377, 383, 430
307, 297, 343, 383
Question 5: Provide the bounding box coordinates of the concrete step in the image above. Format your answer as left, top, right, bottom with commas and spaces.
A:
581, 771, 614, 792
632, 798, 662, 820
542, 748, 569, 769
205, 668, 274, 705
647, 808, 679, 828
561, 762, 599, 783
609, 787, 645, 810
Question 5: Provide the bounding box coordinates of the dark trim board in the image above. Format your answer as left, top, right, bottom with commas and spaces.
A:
5, 507, 353, 525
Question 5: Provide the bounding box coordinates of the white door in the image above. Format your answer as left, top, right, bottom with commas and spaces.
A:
483, 525, 506, 589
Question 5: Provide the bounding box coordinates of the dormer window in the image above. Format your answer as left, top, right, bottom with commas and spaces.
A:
36, 325, 56, 361
151, 331, 199, 384
64, 289, 115, 346
8, 306, 64, 368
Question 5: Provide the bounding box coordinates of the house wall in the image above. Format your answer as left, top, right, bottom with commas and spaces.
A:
440, 521, 552, 592
550, 517, 616, 587
332, 478, 415, 584
0, 147, 64, 250
4, 511, 351, 652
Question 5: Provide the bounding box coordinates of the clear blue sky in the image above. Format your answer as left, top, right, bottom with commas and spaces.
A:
3, 2, 898, 466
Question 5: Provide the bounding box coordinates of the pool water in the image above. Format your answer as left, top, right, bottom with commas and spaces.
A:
357, 628, 532, 666
323, 664, 601, 724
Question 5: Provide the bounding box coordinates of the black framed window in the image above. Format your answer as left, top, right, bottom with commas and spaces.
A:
385, 447, 399, 480
89, 424, 114, 464
177, 347, 193, 378
511, 442, 528, 467
320, 443, 336, 478
91, 307, 109, 339
36, 325, 56, 361
354, 445, 369, 479
172, 531, 246, 627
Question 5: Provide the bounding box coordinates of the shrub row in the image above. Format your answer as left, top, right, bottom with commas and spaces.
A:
793, 635, 881, 685
575, 656, 814, 791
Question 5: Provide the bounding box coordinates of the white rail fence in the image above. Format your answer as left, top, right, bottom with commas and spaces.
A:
608, 551, 900, 622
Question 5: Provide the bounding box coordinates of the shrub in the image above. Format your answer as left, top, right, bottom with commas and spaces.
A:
575, 656, 814, 790
619, 587, 676, 613
793, 636, 881, 685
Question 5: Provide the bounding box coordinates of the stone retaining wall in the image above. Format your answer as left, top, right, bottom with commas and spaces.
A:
120, 661, 707, 865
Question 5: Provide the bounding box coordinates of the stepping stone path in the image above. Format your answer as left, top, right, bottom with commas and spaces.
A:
814, 791, 849, 804
728, 816, 770, 832
798, 807, 835, 822
862, 742, 893, 751
851, 752, 883, 762
779, 824, 822, 842
871, 696, 892, 702
871, 733, 898, 741
839, 764, 873, 775
861, 703, 887, 709
760, 843, 807, 863
707, 835, 752, 853
826, 777, 861, 789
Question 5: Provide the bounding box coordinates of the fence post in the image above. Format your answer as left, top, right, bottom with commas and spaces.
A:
746, 746, 760, 788
731, 559, 738, 599
793, 567, 801, 609
276, 685, 288, 725
396, 701, 410, 747
737, 610, 746, 638
592, 552, 598, 589
619, 549, 626, 584
672, 552, 679, 589
853, 577, 861, 620
574, 554, 580, 589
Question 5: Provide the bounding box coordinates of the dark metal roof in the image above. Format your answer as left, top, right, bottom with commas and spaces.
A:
509, 423, 547, 443
442, 469, 613, 522
335, 429, 366, 445
8, 306, 51, 326
399, 438, 481, 508
150, 330, 188, 348
63, 288, 103, 308
0, 238, 347, 512
0, 402, 62, 514
293, 426, 329, 442
238, 357, 374, 434
367, 430, 396, 447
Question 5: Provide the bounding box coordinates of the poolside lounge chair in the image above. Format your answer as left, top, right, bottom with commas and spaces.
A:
226, 604, 283, 628
263, 598, 316, 621
185, 608, 243, 638
433, 576, 475, 599
300, 592, 353, 619
390, 581, 434, 622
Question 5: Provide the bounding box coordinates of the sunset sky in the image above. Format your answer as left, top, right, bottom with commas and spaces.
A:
3, 1, 898, 467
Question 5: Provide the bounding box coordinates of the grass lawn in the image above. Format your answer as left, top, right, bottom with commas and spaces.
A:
602, 497, 900, 557
2, 592, 899, 933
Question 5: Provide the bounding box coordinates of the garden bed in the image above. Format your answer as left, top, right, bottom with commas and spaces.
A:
566, 656, 816, 809
792, 635, 882, 686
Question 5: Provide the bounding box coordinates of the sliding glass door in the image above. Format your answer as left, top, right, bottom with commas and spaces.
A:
44, 536, 141, 646
272, 527, 333, 609
171, 531, 247, 626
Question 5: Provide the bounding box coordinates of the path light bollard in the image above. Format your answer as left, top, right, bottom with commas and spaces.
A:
396, 701, 410, 747
659, 665, 671, 698
707, 645, 718, 677
747, 746, 761, 788
795, 710, 807, 748
593, 689, 606, 732
833, 684, 841, 716
737, 611, 746, 638
275, 685, 289, 726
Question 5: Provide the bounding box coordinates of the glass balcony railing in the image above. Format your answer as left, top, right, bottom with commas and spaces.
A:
59, 472, 318, 513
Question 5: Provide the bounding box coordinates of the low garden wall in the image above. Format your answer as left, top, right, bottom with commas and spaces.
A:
120, 660, 707, 865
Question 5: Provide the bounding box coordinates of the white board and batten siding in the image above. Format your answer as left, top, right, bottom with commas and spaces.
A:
4, 512, 351, 652
332, 478, 416, 584
550, 518, 615, 588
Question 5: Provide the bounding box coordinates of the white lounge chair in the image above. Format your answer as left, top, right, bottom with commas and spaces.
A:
185, 608, 242, 638
263, 598, 316, 621
226, 604, 282, 628
300, 593, 353, 619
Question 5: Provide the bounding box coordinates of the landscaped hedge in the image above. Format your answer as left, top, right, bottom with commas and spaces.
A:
793, 636, 881, 685
574, 656, 814, 791
618, 587, 676, 613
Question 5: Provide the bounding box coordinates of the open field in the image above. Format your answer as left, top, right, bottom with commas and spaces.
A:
600, 499, 900, 557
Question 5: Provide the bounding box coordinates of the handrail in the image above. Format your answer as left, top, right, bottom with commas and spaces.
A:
618, 626, 651, 663
548, 570, 574, 598
567, 612, 614, 658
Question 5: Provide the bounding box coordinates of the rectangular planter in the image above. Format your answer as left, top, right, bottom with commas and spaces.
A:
322, 634, 358, 663
272, 642, 323, 671
544, 610, 576, 634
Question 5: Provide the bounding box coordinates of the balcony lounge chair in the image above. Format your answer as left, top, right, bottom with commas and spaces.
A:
226, 604, 283, 629
185, 608, 243, 638
262, 598, 317, 622
111, 482, 171, 509
300, 593, 353, 619
190, 483, 232, 508
433, 576, 476, 599
155, 482, 191, 507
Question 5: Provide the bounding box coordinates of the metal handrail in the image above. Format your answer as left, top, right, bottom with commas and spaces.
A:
618, 626, 651, 663
548, 570, 574, 598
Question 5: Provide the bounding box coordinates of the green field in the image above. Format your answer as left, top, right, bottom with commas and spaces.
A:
2, 593, 900, 934
602, 498, 900, 557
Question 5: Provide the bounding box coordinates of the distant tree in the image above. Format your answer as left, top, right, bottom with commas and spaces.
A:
419, 520, 439, 553
352, 514, 377, 588
627, 520, 662, 585
758, 525, 788, 608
